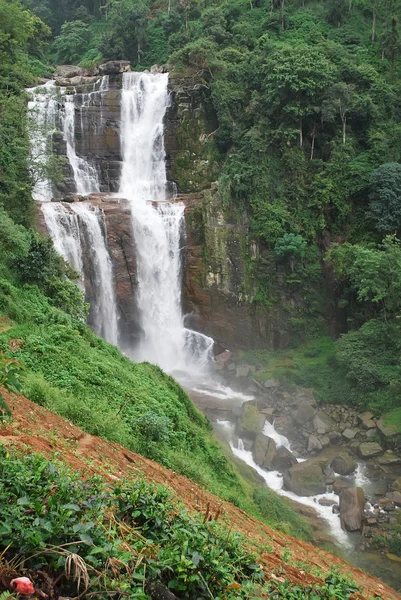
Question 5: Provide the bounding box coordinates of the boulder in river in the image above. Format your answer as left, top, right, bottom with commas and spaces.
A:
342, 428, 358, 440
358, 442, 383, 458
376, 416, 399, 440
330, 453, 357, 476
252, 434, 277, 469
386, 491, 401, 506
313, 410, 335, 434
282, 457, 328, 496
236, 403, 265, 440
307, 435, 322, 453
340, 487, 365, 531
294, 400, 316, 426
378, 451, 401, 465
271, 445, 298, 471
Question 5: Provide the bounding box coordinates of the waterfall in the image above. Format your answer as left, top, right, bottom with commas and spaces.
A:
27, 81, 58, 202
62, 95, 100, 195
41, 202, 84, 281
41, 202, 118, 345
119, 71, 214, 373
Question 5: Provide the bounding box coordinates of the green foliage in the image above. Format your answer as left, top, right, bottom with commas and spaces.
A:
0, 449, 264, 599
52, 20, 92, 64
368, 163, 401, 234
253, 487, 313, 541
267, 571, 358, 598
275, 234, 307, 259
0, 355, 24, 422
328, 236, 401, 318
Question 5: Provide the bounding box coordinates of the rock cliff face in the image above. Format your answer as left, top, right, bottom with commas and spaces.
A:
182, 190, 283, 349
52, 75, 123, 197
39, 66, 299, 351
37, 196, 139, 348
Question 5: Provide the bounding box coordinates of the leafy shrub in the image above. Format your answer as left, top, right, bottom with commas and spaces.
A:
0, 355, 24, 421
0, 450, 264, 599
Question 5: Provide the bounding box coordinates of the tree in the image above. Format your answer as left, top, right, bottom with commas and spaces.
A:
322, 83, 355, 145
328, 236, 401, 318
101, 0, 150, 64
262, 44, 337, 149
52, 20, 92, 63
368, 162, 401, 233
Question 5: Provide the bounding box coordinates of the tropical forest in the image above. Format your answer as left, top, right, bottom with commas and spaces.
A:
1, 0, 401, 598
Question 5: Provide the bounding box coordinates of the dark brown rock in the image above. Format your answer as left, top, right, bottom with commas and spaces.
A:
271, 445, 298, 471
252, 434, 277, 469
339, 487, 365, 532
330, 454, 357, 476
98, 60, 131, 75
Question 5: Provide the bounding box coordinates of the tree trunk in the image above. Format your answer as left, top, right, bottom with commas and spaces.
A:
342, 117, 346, 144
299, 117, 303, 148
168, 0, 171, 14
281, 0, 285, 29
310, 123, 316, 159
371, 2, 376, 41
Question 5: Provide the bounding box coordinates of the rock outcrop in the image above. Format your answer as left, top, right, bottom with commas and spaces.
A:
37, 196, 139, 347
339, 487, 365, 531
283, 457, 329, 497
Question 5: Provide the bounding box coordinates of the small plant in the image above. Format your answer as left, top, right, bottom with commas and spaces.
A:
0, 355, 24, 422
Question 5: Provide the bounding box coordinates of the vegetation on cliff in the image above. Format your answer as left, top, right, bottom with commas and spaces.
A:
18, 0, 401, 419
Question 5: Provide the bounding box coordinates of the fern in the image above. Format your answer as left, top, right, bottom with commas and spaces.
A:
0, 592, 16, 600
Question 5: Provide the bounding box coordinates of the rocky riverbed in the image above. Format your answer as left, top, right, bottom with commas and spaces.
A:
187, 352, 401, 589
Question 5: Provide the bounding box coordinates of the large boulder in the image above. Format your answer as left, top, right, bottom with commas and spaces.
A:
307, 435, 322, 453
377, 416, 399, 440
386, 491, 401, 506
236, 404, 265, 440
358, 442, 383, 458
99, 60, 131, 75
294, 400, 316, 426
313, 410, 335, 434
378, 451, 401, 466
330, 454, 357, 476
282, 458, 328, 497
358, 411, 376, 430
271, 445, 298, 471
54, 65, 87, 79
252, 434, 277, 469
339, 487, 365, 531
54, 75, 97, 87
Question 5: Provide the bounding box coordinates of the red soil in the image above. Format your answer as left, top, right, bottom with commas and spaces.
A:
0, 391, 398, 600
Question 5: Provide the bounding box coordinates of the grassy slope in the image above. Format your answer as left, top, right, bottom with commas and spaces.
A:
0, 265, 312, 542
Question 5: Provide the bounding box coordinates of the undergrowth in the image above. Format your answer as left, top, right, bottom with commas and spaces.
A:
0, 450, 360, 600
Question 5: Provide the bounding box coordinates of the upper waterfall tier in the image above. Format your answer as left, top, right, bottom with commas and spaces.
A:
30, 69, 215, 375
28, 75, 122, 200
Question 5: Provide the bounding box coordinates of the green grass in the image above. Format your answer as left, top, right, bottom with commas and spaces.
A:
0, 272, 313, 542
242, 335, 336, 385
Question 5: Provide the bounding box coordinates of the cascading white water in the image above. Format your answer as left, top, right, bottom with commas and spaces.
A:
27, 81, 58, 202
70, 203, 118, 345
41, 202, 118, 345
119, 71, 214, 373
62, 95, 100, 195
41, 202, 84, 281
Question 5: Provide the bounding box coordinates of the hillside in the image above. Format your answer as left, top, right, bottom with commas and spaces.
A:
0, 390, 397, 600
